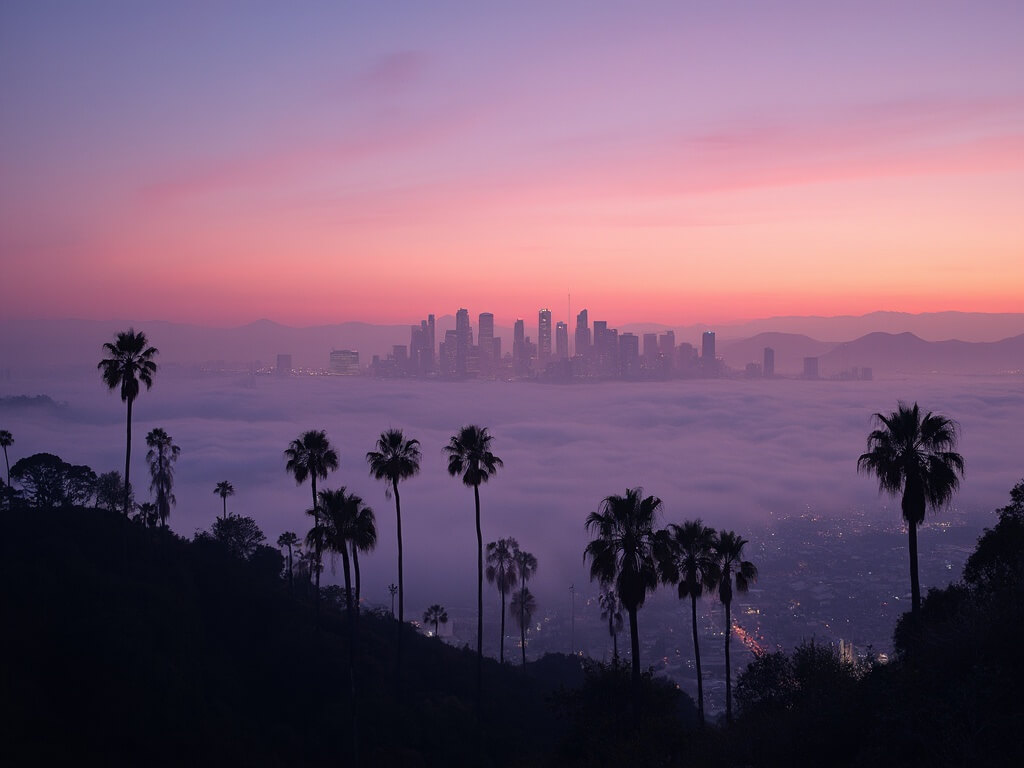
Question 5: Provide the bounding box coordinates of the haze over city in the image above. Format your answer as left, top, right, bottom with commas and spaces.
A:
2, 2, 1023, 764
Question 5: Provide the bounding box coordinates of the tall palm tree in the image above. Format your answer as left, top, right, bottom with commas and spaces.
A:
510, 587, 536, 663
311, 486, 360, 767
584, 487, 662, 688
388, 583, 398, 616
423, 604, 448, 637
513, 545, 538, 668
366, 428, 421, 679
346, 493, 377, 611
857, 401, 964, 614
655, 520, 720, 726
713, 530, 758, 725
214, 481, 235, 520
598, 589, 624, 661
445, 424, 503, 710
285, 430, 339, 618
277, 531, 299, 591
0, 429, 13, 487
98, 329, 158, 516
486, 537, 519, 664
145, 428, 179, 528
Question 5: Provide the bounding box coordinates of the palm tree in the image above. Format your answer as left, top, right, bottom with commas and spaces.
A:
98, 329, 158, 516
145, 428, 179, 528
214, 481, 235, 520
513, 546, 538, 668
346, 493, 377, 611
136, 501, 159, 528
655, 520, 720, 726
713, 530, 758, 725
598, 589, 624, 661
366, 428, 420, 677
584, 487, 662, 687
388, 583, 398, 616
510, 587, 536, 663
857, 401, 964, 614
486, 537, 519, 663
0, 429, 13, 487
445, 424, 503, 709
277, 531, 299, 591
423, 604, 448, 637
285, 430, 339, 618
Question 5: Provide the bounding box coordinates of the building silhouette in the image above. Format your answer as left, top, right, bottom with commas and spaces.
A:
555, 321, 569, 360
538, 308, 552, 366
763, 347, 775, 378
455, 309, 472, 377
329, 349, 359, 374
575, 309, 591, 360
275, 354, 292, 375
478, 312, 494, 376
803, 356, 819, 379
513, 319, 528, 376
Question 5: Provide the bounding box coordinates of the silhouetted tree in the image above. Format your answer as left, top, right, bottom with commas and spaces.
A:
346, 493, 377, 610
277, 531, 299, 590
510, 587, 536, 664
598, 590, 624, 661
655, 520, 720, 725
212, 515, 266, 559
714, 530, 758, 724
136, 501, 159, 528
98, 329, 158, 516
858, 401, 964, 614
285, 430, 338, 619
10, 453, 95, 508
95, 471, 130, 513
584, 488, 662, 689
444, 424, 503, 711
366, 429, 420, 632
513, 545, 537, 668
0, 429, 13, 486
486, 537, 519, 663
963, 478, 1024, 591
145, 428, 179, 528
214, 481, 235, 520
423, 604, 448, 637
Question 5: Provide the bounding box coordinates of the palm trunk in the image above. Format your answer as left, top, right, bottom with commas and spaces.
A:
520, 581, 527, 668
628, 604, 640, 683
474, 483, 483, 714
499, 589, 506, 664
394, 479, 404, 690
311, 476, 320, 624
124, 397, 133, 517
692, 593, 705, 726
222, 495, 227, 520
352, 545, 362, 613
908, 519, 921, 614
340, 544, 360, 767
287, 545, 293, 593
610, 616, 618, 661
725, 598, 733, 725
4, 446, 10, 487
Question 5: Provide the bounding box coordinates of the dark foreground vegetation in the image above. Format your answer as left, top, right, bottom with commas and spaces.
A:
2, 480, 1023, 766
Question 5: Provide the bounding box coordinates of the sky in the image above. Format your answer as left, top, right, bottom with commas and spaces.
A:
2, 1, 1023, 328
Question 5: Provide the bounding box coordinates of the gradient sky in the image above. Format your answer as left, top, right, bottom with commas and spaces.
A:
2, 1, 1023, 328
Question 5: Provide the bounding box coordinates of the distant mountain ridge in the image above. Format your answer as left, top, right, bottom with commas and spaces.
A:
1, 312, 1022, 374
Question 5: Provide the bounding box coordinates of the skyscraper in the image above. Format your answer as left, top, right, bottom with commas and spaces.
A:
643, 333, 658, 366
478, 312, 494, 375
455, 308, 471, 376
574, 309, 590, 358
701, 331, 716, 361
763, 347, 775, 378
513, 318, 527, 376
538, 308, 552, 365
556, 321, 569, 359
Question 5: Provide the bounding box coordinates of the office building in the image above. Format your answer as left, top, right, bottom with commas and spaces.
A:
329, 349, 359, 374
803, 356, 819, 379
764, 347, 775, 378
556, 321, 569, 360
455, 308, 471, 376
538, 308, 552, 365
478, 312, 495, 375
275, 354, 292, 375
575, 309, 591, 358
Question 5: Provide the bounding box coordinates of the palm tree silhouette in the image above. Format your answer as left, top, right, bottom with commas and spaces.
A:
713, 530, 758, 725
598, 589, 624, 661
145, 428, 179, 528
513, 545, 537, 668
214, 481, 235, 520
510, 587, 536, 663
366, 428, 420, 680
858, 401, 964, 614
445, 424, 503, 710
423, 604, 448, 637
388, 583, 398, 616
285, 430, 339, 619
584, 487, 662, 688
98, 329, 158, 516
136, 501, 159, 528
486, 537, 519, 663
0, 429, 13, 487
346, 493, 376, 611
656, 520, 720, 726
277, 531, 299, 591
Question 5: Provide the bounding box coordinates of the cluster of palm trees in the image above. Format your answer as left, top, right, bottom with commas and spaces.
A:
94, 329, 966, 729
583, 488, 757, 724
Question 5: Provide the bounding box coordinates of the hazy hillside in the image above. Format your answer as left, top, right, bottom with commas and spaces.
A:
718, 333, 837, 374
819, 332, 1024, 376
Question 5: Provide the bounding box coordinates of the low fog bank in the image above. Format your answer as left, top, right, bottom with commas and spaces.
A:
2, 372, 1021, 613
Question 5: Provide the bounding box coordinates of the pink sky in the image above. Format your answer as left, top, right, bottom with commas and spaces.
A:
2, 1, 1023, 329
